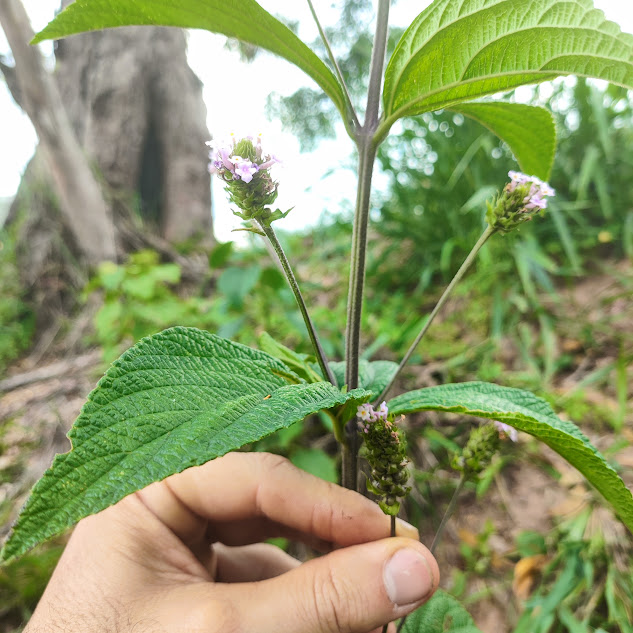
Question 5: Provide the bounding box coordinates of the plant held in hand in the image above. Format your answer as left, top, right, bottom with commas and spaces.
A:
5, 1, 633, 631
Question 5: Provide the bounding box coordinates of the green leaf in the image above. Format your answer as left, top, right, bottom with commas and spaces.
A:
258, 332, 323, 383
290, 448, 337, 483
381, 0, 633, 133
32, 0, 348, 126
450, 102, 556, 180
217, 265, 260, 308
208, 241, 234, 269
401, 590, 483, 633
1, 327, 369, 564
388, 382, 633, 534
329, 360, 399, 397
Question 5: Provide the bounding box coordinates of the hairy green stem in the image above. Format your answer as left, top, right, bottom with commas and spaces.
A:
259, 221, 336, 386
306, 0, 359, 132
343, 0, 390, 491
430, 473, 467, 555
376, 225, 495, 402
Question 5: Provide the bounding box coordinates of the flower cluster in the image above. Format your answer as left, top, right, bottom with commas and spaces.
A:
452, 423, 500, 478
357, 402, 411, 516
207, 134, 286, 225
486, 171, 556, 233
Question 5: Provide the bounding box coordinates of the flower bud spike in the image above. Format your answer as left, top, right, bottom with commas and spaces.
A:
487, 171, 556, 234
206, 134, 283, 226
356, 402, 411, 516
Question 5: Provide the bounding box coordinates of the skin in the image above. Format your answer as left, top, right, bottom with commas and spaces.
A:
24, 452, 439, 633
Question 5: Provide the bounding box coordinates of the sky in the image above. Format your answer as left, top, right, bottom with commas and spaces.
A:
1, 0, 633, 239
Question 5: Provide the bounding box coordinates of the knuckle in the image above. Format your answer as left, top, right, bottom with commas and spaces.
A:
310, 564, 361, 633
256, 451, 291, 473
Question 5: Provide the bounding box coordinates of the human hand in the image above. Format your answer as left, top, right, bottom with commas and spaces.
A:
24, 452, 439, 633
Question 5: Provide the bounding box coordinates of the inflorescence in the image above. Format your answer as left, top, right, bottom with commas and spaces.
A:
357, 402, 411, 516
207, 134, 288, 225
486, 171, 556, 233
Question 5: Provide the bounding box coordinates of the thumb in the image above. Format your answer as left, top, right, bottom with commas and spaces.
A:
226, 537, 439, 633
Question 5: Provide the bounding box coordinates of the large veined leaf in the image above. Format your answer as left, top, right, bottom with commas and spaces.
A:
329, 360, 399, 397
1, 327, 370, 563
31, 0, 349, 126
401, 590, 483, 633
450, 102, 556, 180
381, 0, 633, 134
388, 382, 633, 534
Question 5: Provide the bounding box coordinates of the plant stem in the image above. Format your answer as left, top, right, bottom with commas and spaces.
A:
341, 438, 358, 491
305, 0, 359, 132
258, 221, 337, 386
430, 473, 467, 555
376, 225, 495, 402
343, 0, 390, 491
381, 515, 397, 633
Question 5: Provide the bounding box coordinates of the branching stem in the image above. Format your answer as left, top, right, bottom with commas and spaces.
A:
258, 221, 337, 386
343, 0, 390, 491
376, 225, 495, 402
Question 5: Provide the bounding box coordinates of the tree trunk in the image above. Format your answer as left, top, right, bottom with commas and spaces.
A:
53, 10, 214, 243
0, 0, 117, 265
1, 1, 213, 316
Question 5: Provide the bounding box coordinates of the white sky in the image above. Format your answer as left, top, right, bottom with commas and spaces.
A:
1, 0, 633, 240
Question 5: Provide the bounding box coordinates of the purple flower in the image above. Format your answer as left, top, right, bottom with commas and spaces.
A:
377, 401, 389, 420
524, 194, 548, 211
232, 157, 259, 183
357, 403, 373, 422
487, 171, 556, 232
205, 134, 279, 184
494, 421, 518, 442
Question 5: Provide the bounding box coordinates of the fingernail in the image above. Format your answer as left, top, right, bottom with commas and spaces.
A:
383, 548, 434, 606
395, 518, 419, 540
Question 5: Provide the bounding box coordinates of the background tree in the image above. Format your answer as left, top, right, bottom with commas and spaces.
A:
0, 0, 213, 317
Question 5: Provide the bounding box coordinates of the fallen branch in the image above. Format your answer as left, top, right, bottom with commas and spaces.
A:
0, 350, 101, 392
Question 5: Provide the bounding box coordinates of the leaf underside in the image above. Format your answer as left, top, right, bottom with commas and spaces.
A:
402, 590, 483, 633
451, 102, 556, 180
31, 0, 347, 122
383, 0, 633, 125
329, 360, 399, 397
1, 327, 370, 563
388, 381, 633, 534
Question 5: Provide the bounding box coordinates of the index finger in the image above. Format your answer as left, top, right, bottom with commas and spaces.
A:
138, 452, 418, 548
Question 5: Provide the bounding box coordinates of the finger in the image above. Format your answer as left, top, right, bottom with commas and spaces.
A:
138, 452, 419, 548
202, 538, 440, 633
211, 543, 300, 582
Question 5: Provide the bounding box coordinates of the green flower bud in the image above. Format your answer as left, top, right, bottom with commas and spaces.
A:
452, 423, 500, 478
357, 403, 411, 516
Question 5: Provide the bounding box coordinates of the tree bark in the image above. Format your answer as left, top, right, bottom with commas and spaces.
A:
53, 4, 213, 243
0, 0, 214, 318
0, 0, 117, 265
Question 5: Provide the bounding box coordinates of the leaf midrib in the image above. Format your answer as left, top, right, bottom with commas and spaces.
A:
385, 3, 627, 115
381, 56, 629, 130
